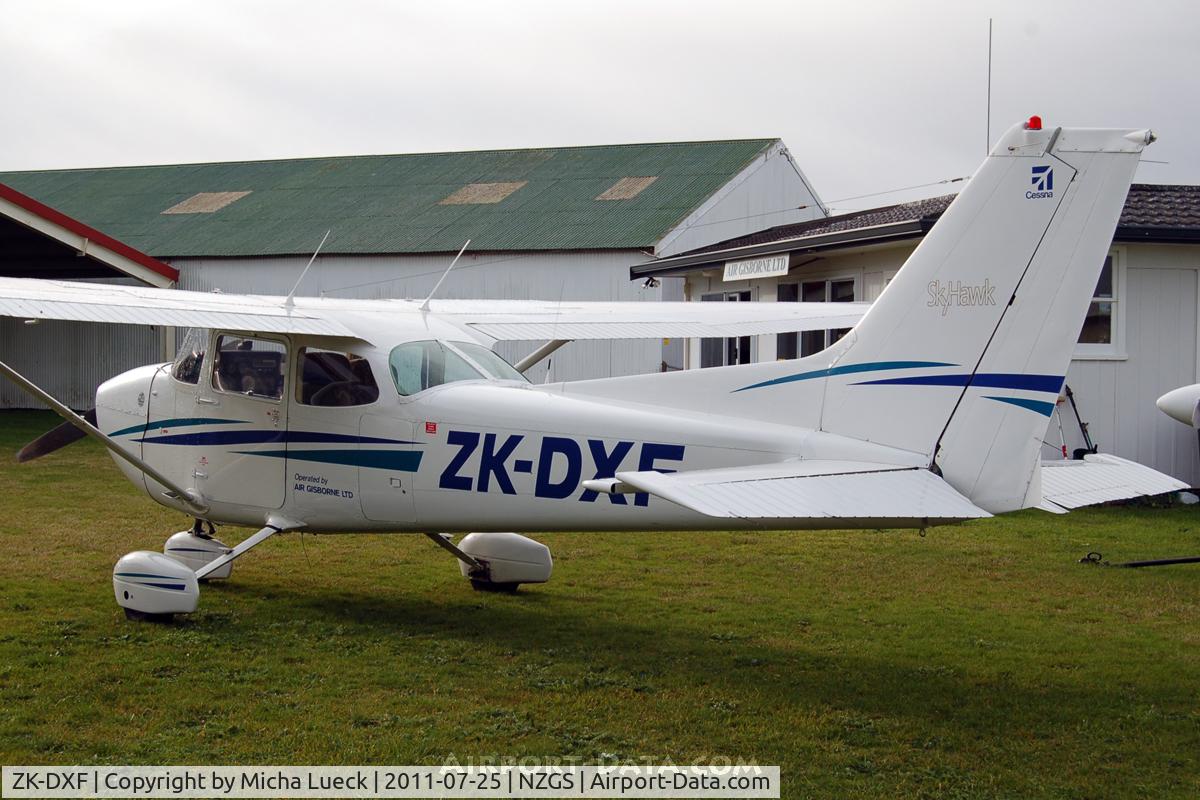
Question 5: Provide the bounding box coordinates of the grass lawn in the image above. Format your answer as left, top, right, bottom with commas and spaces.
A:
0, 410, 1197, 798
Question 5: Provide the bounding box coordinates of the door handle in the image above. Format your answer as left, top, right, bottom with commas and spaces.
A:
196, 397, 219, 406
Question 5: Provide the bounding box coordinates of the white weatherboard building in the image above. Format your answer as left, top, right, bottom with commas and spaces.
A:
633, 185, 1200, 485
0, 140, 824, 407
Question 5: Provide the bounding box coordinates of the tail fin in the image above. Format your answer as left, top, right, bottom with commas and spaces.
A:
815, 120, 1153, 511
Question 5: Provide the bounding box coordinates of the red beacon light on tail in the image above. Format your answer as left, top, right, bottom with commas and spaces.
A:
1025, 115, 1043, 131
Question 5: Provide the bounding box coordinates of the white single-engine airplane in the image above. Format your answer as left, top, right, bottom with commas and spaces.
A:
0, 119, 1186, 620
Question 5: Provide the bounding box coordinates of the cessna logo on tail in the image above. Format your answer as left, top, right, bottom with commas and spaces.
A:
927, 279, 997, 315
1027, 165, 1054, 199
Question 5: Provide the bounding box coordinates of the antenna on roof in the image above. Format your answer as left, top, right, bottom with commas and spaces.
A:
420, 239, 471, 312
986, 18, 993, 155
285, 230, 331, 309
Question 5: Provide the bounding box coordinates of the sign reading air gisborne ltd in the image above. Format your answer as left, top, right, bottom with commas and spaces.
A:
722, 255, 789, 281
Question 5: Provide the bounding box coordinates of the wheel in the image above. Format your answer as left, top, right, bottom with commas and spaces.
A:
470, 579, 521, 593
123, 607, 176, 624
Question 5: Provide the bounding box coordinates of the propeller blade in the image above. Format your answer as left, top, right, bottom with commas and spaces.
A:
16, 407, 98, 463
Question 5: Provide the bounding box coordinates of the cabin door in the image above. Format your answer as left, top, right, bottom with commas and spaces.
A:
176, 332, 289, 509
286, 345, 386, 523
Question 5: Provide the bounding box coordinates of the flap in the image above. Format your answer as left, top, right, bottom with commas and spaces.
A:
613, 460, 991, 521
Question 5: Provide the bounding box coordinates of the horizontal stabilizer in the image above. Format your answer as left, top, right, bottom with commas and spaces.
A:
613, 460, 991, 522
1039, 454, 1189, 511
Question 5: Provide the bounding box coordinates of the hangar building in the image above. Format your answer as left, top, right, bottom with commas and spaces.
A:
632, 184, 1200, 484
0, 139, 824, 407
0, 182, 177, 408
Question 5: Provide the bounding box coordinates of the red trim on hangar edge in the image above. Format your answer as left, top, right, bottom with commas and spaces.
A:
0, 181, 179, 283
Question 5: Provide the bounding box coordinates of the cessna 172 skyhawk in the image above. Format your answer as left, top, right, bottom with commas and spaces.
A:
0, 119, 1186, 620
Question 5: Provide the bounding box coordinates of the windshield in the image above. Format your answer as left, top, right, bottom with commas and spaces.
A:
450, 341, 528, 383
172, 327, 210, 384
389, 340, 483, 396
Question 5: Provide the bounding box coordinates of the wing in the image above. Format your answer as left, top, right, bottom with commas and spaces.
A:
1038, 454, 1188, 511
0, 277, 868, 345
585, 460, 991, 523
0, 276, 358, 337
419, 298, 871, 342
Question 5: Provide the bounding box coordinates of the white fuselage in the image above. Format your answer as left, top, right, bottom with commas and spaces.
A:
94, 319, 923, 534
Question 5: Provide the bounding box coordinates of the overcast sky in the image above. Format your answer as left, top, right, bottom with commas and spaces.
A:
2, 0, 1196, 213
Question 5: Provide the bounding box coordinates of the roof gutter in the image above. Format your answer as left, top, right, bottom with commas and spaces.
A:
631, 216, 1200, 279
630, 219, 929, 278
1113, 226, 1200, 244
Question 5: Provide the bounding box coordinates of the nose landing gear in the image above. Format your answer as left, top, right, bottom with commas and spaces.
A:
114, 516, 301, 622
163, 519, 233, 580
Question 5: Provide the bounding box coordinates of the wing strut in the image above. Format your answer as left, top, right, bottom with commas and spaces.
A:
0, 358, 209, 516
423, 531, 484, 571
514, 339, 570, 374
194, 514, 304, 579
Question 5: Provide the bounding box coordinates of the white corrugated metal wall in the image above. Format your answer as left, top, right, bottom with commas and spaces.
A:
657, 142, 824, 256
0, 319, 162, 409
0, 277, 163, 410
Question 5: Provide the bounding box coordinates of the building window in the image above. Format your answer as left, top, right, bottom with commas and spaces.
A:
775, 279, 856, 359
1074, 249, 1124, 359
776, 283, 799, 359
701, 290, 754, 367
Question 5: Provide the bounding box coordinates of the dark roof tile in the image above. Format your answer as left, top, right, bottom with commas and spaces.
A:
685, 184, 1200, 257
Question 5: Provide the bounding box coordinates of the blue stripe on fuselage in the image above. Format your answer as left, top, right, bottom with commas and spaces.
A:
142, 430, 285, 446
139, 431, 419, 446
238, 449, 424, 472
983, 396, 1056, 416
733, 361, 957, 392
852, 373, 1064, 394
108, 417, 249, 438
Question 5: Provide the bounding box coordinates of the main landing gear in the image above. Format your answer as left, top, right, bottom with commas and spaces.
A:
424, 531, 553, 592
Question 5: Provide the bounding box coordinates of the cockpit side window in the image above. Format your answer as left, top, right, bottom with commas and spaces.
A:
172, 328, 210, 385
389, 340, 483, 396
297, 347, 380, 407
212, 334, 287, 400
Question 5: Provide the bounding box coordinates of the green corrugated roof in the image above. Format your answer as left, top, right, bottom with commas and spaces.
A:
0, 140, 777, 257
